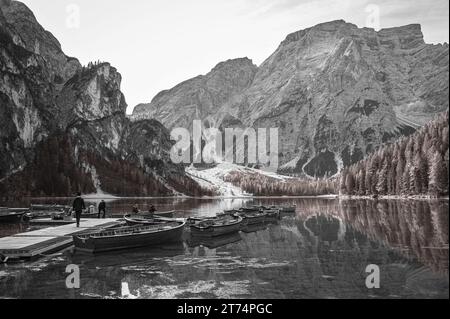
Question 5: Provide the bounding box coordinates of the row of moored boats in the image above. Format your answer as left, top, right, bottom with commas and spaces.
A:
0, 204, 99, 223
74, 205, 296, 253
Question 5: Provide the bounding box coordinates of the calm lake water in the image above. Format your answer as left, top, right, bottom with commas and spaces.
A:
0, 198, 448, 299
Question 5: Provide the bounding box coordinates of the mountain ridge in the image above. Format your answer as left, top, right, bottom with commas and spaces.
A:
0, 1, 208, 197
134, 19, 449, 177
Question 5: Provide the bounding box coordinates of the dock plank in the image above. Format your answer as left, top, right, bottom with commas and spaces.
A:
0, 218, 121, 260
0, 236, 58, 249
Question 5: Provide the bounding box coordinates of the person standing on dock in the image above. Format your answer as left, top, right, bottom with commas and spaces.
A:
98, 200, 106, 219
149, 205, 157, 217
72, 192, 86, 228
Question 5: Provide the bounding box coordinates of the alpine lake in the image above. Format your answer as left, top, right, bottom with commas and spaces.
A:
0, 197, 448, 299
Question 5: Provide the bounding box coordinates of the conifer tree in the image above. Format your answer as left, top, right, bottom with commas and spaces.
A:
429, 153, 448, 196
345, 172, 355, 195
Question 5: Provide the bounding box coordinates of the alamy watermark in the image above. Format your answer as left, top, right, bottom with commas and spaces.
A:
65, 264, 80, 289
365, 264, 381, 289
365, 4, 381, 30
66, 4, 81, 29
170, 120, 279, 170
65, 263, 380, 293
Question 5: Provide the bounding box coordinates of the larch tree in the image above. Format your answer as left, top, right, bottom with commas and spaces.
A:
429, 152, 448, 196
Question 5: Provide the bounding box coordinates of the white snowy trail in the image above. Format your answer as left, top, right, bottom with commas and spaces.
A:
186, 162, 294, 197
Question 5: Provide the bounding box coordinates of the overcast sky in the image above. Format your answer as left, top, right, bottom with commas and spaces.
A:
20, 0, 449, 114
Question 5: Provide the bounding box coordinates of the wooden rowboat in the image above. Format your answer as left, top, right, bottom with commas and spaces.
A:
115, 210, 175, 219
241, 207, 263, 213
154, 211, 175, 218
73, 221, 186, 253
263, 209, 281, 220
30, 204, 70, 212
250, 205, 296, 214
278, 206, 296, 213
0, 208, 28, 223
237, 211, 267, 226
189, 215, 243, 238
25, 204, 70, 220
124, 214, 182, 226
220, 209, 267, 227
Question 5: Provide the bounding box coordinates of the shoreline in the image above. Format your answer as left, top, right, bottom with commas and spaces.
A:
4, 194, 449, 202
339, 195, 449, 201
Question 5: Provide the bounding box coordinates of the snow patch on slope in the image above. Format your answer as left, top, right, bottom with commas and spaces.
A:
152, 173, 184, 197
107, 121, 121, 151
85, 77, 102, 117
0, 165, 25, 183
187, 162, 294, 197
280, 155, 301, 170
81, 163, 108, 196
187, 165, 249, 197
81, 163, 118, 199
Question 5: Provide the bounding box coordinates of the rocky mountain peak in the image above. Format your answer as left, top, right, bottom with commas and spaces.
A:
133, 19, 448, 177
211, 57, 256, 72
56, 62, 127, 129
379, 23, 423, 37
1, 0, 80, 84
1, 0, 59, 51
377, 23, 425, 49
1, 1, 208, 197
280, 20, 426, 52
281, 20, 357, 46
132, 57, 258, 129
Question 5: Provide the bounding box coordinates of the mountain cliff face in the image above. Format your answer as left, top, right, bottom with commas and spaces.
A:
134, 20, 449, 177
133, 57, 258, 130
0, 0, 206, 197
1, 0, 63, 181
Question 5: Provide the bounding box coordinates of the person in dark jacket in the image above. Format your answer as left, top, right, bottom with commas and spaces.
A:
98, 200, 106, 219
72, 192, 86, 227
149, 205, 157, 217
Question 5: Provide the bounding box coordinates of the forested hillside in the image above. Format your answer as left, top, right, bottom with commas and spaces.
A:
339, 112, 449, 197
223, 112, 448, 198
224, 172, 337, 197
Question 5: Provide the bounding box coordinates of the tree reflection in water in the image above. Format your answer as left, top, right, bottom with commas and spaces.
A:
0, 198, 448, 299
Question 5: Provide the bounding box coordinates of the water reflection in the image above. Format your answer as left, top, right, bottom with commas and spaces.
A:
337, 200, 449, 274
0, 198, 448, 299
187, 233, 243, 250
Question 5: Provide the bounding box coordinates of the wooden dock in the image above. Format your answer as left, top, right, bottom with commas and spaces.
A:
29, 218, 80, 226
0, 219, 121, 261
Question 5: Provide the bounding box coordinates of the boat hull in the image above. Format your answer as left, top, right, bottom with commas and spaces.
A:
240, 214, 266, 226
0, 208, 27, 223
220, 210, 267, 228
73, 222, 186, 253
263, 210, 281, 220
124, 214, 180, 226
0, 213, 25, 223
189, 216, 243, 238
280, 207, 296, 213
30, 204, 70, 212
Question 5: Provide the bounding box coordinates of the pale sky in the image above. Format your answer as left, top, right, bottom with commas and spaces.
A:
19, 0, 449, 114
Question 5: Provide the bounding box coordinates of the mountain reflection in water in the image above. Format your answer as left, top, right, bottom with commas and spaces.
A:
0, 198, 448, 299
